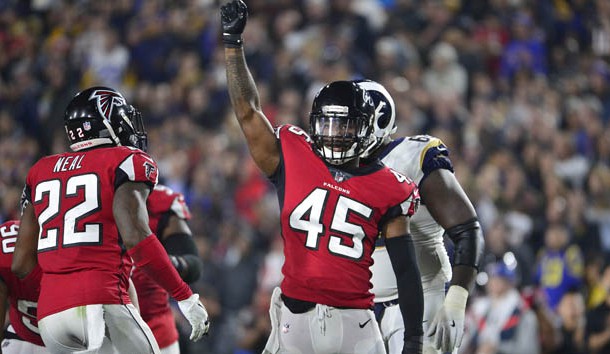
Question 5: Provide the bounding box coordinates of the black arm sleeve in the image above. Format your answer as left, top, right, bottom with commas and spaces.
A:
162, 232, 202, 283
446, 218, 485, 270
385, 234, 424, 341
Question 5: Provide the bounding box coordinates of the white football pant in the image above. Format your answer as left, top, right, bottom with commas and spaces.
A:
377, 238, 451, 354
160, 341, 179, 354
38, 304, 160, 354
263, 287, 385, 354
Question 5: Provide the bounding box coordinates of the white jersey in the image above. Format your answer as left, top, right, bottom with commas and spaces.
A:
371, 135, 453, 301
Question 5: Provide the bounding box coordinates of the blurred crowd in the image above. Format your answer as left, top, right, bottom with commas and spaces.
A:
1, 0, 610, 353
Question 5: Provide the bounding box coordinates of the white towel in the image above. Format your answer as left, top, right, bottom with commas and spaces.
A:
262, 287, 283, 354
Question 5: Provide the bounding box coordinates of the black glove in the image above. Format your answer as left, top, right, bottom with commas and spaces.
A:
403, 335, 423, 354
220, 0, 248, 48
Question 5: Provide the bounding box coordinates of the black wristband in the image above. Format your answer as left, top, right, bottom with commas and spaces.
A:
223, 33, 243, 48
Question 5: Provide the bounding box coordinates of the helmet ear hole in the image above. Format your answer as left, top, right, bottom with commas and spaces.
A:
377, 115, 390, 129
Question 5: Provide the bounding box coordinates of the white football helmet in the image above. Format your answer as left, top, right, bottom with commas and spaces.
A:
353, 80, 397, 158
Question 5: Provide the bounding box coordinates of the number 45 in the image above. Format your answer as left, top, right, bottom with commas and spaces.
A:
289, 188, 372, 260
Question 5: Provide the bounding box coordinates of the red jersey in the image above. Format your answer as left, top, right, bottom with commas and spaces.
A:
271, 125, 419, 309
23, 146, 158, 319
132, 185, 191, 348
0, 220, 44, 346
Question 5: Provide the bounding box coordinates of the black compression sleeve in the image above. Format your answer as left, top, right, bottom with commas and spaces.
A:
162, 232, 202, 283
385, 234, 424, 340
446, 218, 485, 270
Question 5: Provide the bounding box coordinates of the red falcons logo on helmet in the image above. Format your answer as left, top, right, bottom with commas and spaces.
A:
89, 89, 126, 121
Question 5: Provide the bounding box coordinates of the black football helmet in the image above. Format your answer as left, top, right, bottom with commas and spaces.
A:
309, 81, 375, 165
353, 79, 397, 158
64, 86, 147, 151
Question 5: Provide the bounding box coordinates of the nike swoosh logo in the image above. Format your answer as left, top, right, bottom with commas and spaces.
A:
359, 319, 372, 328
450, 320, 456, 327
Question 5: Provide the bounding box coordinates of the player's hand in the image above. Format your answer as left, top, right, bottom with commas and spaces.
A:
177, 294, 210, 341
221, 0, 248, 35
425, 285, 468, 352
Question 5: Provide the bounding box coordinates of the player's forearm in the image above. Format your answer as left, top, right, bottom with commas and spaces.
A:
421, 172, 483, 292
446, 218, 484, 292
12, 242, 37, 278
13, 206, 40, 278
225, 47, 262, 124
11, 253, 37, 279
450, 265, 477, 291
386, 234, 424, 338
128, 235, 193, 301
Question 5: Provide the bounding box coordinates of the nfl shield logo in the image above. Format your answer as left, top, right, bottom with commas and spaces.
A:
83, 121, 91, 131
333, 170, 345, 183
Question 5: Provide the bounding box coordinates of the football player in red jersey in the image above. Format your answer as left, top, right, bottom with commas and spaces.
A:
222, 1, 424, 353
133, 184, 203, 354
11, 86, 209, 354
0, 220, 46, 354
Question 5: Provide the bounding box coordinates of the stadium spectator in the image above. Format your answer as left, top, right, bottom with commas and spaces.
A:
553, 289, 587, 354
585, 261, 610, 354
535, 223, 585, 311
461, 260, 540, 354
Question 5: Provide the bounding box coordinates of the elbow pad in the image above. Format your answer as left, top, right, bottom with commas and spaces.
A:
163, 232, 203, 283
446, 218, 485, 270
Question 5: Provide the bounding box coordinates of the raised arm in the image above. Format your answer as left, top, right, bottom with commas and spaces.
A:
420, 168, 485, 353
222, 0, 279, 176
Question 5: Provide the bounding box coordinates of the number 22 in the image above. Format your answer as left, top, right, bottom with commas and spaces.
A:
35, 173, 101, 250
